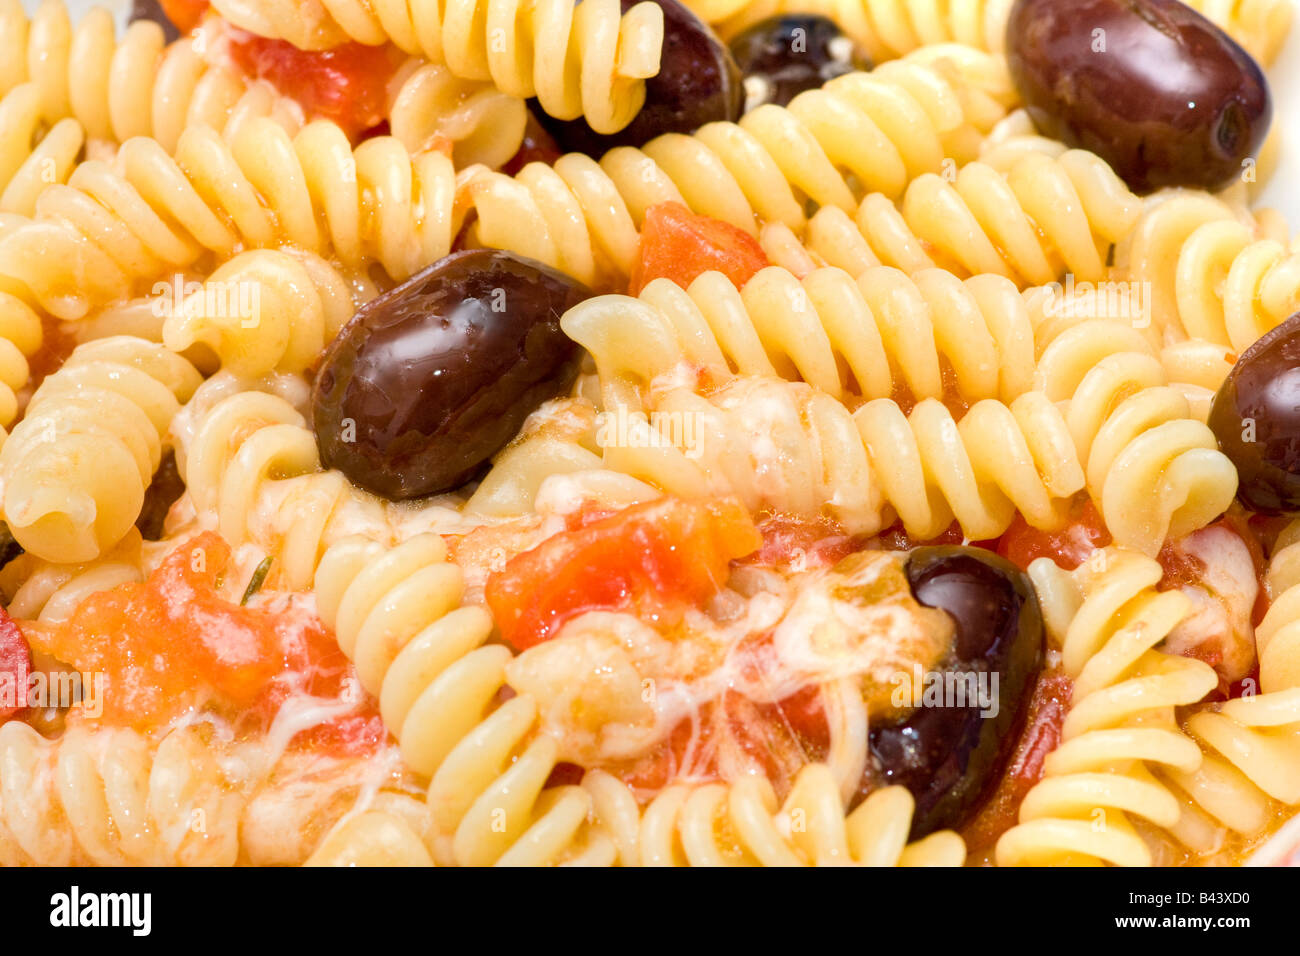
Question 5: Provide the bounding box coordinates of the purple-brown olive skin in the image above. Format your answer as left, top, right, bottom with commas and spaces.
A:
312, 250, 590, 500
729, 14, 871, 110
1006, 0, 1271, 193
1209, 312, 1300, 514
865, 546, 1045, 838
535, 0, 744, 154
131, 0, 182, 41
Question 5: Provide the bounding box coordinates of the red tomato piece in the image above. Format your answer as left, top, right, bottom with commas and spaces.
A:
485, 496, 762, 650
226, 29, 403, 139
160, 0, 209, 33
996, 499, 1111, 572
0, 608, 31, 719
629, 202, 769, 295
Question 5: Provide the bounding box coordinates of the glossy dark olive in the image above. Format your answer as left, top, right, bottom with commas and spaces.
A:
1209, 312, 1300, 514
312, 250, 590, 500
729, 14, 870, 110
131, 0, 182, 41
536, 0, 743, 154
1006, 0, 1271, 193
866, 546, 1044, 838
136, 451, 184, 540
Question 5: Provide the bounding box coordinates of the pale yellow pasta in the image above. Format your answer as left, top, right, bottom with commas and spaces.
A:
387, 60, 528, 170
1182, 0, 1294, 66
572, 265, 1036, 406
0, 118, 459, 321
997, 550, 1220, 866
0, 337, 201, 564
162, 249, 363, 378
211, 0, 665, 134
465, 48, 1014, 289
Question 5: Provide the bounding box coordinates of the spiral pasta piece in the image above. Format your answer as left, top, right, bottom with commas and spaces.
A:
0, 721, 245, 866
313, 533, 626, 866
801, 146, 1142, 287
0, 337, 201, 564
608, 766, 966, 866
162, 249, 362, 378
0, 84, 84, 217
465, 48, 1014, 289
996, 550, 1220, 866
211, 0, 664, 134
0, 117, 459, 320
1033, 337, 1237, 557
1182, 0, 1294, 66
573, 265, 1036, 406
712, 0, 1012, 63
1181, 527, 1300, 813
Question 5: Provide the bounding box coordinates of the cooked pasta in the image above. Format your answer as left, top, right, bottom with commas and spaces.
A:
387, 60, 528, 170
571, 264, 1036, 405
800, 146, 1142, 286
210, 0, 666, 134
0, 336, 201, 564
466, 47, 1014, 289
161, 249, 363, 378
1182, 0, 1295, 66
996, 550, 1220, 866
0, 117, 458, 321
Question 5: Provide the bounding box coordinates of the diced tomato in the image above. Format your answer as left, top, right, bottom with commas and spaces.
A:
502, 113, 564, 177
485, 496, 762, 650
226, 29, 404, 139
1158, 514, 1268, 625
995, 499, 1111, 572
960, 669, 1072, 856
160, 0, 209, 33
629, 202, 769, 296
0, 608, 31, 720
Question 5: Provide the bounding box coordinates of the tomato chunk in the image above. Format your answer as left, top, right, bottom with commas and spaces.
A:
629, 202, 769, 295
486, 497, 762, 650
0, 609, 31, 719
160, 0, 209, 33
996, 499, 1111, 572
226, 29, 403, 139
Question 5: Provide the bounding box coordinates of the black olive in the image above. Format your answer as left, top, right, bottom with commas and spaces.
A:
312, 250, 590, 500
535, 0, 744, 154
131, 0, 182, 41
729, 14, 870, 110
1005, 0, 1271, 193
136, 451, 185, 541
866, 546, 1044, 837
1208, 311, 1300, 514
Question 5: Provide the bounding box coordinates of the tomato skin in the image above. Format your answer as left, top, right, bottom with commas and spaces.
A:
486, 497, 762, 650
226, 30, 403, 139
629, 202, 769, 295
0, 609, 31, 719
995, 500, 1111, 572
160, 0, 209, 33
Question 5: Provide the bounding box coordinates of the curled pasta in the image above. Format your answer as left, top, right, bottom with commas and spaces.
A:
0, 721, 245, 866
712, 0, 1012, 63
556, 353, 1085, 539
161, 249, 362, 378
595, 766, 966, 866
387, 60, 529, 170
0, 84, 84, 217
0, 337, 201, 564
571, 265, 1036, 406
0, 117, 459, 320
210, 0, 665, 134
801, 146, 1142, 287
1031, 329, 1238, 556
0, 0, 304, 153
465, 48, 1014, 289
313, 533, 624, 866
1182, 527, 1300, 814
1182, 0, 1294, 66
996, 550, 1220, 866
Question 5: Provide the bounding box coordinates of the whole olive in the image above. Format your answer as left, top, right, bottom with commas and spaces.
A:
536, 0, 744, 154
312, 250, 590, 500
866, 546, 1044, 838
1208, 312, 1300, 514
1005, 0, 1271, 193
729, 14, 870, 110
